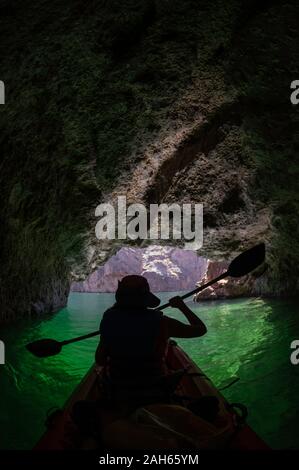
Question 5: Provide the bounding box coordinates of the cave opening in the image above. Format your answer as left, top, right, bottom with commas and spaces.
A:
70, 244, 238, 301
72, 245, 208, 294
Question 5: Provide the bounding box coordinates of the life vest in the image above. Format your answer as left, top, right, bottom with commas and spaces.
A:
99, 304, 167, 382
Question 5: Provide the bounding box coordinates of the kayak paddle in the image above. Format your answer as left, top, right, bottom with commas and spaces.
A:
26, 331, 102, 358
158, 242, 265, 309
26, 242, 265, 358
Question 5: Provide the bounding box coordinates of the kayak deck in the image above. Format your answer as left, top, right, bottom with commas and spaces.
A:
35, 342, 269, 450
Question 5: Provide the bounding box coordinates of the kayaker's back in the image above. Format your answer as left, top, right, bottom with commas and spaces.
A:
100, 305, 166, 380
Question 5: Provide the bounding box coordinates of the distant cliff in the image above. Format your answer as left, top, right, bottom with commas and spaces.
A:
71, 245, 208, 293
71, 245, 266, 299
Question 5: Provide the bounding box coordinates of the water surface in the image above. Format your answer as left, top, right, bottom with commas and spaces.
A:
1, 293, 298, 449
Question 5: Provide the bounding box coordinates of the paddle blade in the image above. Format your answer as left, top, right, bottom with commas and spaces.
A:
26, 339, 62, 358
227, 243, 265, 278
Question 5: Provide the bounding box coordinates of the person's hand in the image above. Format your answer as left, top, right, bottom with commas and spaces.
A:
169, 296, 186, 309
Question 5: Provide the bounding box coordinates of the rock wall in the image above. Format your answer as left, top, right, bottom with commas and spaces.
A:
194, 260, 261, 301
71, 247, 268, 300
71, 245, 208, 293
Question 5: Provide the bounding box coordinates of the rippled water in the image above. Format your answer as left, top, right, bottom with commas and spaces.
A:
1, 293, 299, 449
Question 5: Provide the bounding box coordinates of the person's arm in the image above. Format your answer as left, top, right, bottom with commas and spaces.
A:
164, 296, 207, 338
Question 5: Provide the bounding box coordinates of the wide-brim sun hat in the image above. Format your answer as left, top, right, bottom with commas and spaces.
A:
115, 275, 160, 308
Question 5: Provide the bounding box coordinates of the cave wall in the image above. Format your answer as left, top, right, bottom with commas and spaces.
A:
0, 0, 298, 322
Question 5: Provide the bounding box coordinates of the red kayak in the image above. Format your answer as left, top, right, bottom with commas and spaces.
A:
35, 341, 269, 450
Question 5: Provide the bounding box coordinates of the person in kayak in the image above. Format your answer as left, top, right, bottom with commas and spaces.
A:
95, 275, 207, 400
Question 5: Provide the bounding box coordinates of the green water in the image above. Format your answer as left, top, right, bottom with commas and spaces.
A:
1, 293, 299, 450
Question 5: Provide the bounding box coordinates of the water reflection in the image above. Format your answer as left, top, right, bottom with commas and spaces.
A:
0, 293, 298, 449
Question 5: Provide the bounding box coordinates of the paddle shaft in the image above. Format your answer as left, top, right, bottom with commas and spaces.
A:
157, 272, 227, 310
60, 271, 228, 346
61, 331, 101, 345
